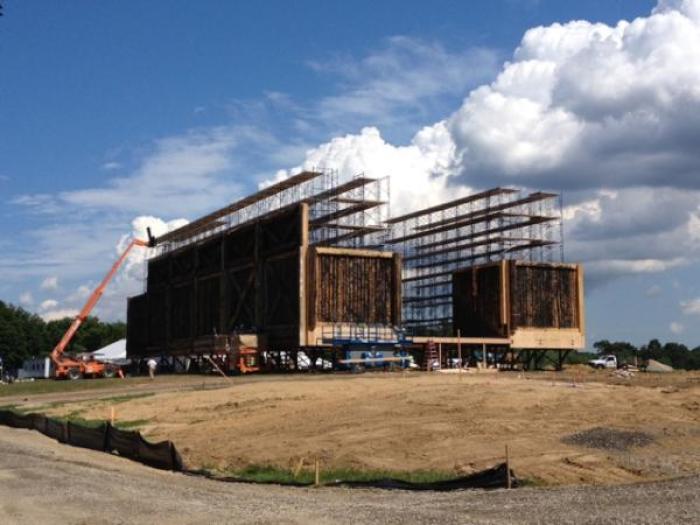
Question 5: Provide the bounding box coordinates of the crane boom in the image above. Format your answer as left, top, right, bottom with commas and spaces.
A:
50, 238, 150, 376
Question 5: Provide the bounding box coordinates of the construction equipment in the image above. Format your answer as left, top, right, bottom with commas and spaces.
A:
50, 232, 154, 379
229, 334, 260, 374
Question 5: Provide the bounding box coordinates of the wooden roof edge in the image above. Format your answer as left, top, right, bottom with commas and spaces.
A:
155, 170, 322, 245
385, 187, 518, 224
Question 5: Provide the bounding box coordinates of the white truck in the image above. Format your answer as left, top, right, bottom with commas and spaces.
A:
588, 354, 618, 369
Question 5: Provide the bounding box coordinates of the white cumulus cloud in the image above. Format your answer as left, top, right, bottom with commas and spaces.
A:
275, 125, 465, 215
681, 297, 700, 316
287, 0, 700, 286
670, 321, 685, 334
39, 299, 58, 311
40, 276, 59, 291
19, 291, 34, 306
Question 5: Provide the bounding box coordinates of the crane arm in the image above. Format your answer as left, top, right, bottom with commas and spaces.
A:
50, 238, 150, 365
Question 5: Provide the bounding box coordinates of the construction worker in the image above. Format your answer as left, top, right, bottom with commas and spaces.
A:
146, 358, 157, 379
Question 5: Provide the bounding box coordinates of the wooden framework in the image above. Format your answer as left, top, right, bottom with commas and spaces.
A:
452, 260, 585, 350
127, 203, 402, 358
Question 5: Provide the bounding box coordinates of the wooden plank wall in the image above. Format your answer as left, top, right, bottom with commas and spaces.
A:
452, 261, 583, 339
125, 294, 148, 356
509, 262, 579, 329
452, 264, 506, 337
308, 248, 399, 327
128, 205, 305, 357
127, 203, 405, 357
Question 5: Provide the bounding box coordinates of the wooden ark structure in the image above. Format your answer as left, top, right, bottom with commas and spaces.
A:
126, 168, 587, 371
127, 170, 401, 363
452, 260, 585, 350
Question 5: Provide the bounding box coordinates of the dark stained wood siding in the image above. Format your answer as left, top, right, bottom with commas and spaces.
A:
453, 261, 582, 338
452, 264, 506, 337
509, 262, 579, 329
308, 248, 401, 327
130, 206, 305, 356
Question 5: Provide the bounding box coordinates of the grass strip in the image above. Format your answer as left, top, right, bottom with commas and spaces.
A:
211, 464, 459, 485
0, 378, 131, 398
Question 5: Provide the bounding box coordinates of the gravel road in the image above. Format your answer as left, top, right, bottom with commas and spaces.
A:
1, 426, 698, 525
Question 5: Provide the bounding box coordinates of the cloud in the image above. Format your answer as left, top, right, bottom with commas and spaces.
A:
273, 124, 464, 215
645, 285, 663, 298
40, 276, 59, 291
681, 297, 700, 315
287, 1, 700, 286
8, 1, 700, 321
101, 161, 121, 171
88, 215, 189, 321
19, 291, 33, 306
670, 321, 685, 334
39, 299, 58, 311
309, 36, 499, 135
447, 3, 700, 190
13, 126, 274, 220
60, 127, 246, 216
41, 308, 79, 322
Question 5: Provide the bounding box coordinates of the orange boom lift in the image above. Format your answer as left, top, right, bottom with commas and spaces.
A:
50, 233, 153, 380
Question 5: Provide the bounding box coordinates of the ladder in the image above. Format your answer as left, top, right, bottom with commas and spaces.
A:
424, 341, 439, 371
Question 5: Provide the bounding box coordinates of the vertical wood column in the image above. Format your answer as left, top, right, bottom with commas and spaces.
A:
298, 203, 309, 347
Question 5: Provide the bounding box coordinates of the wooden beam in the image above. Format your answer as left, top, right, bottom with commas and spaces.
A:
313, 246, 395, 258
299, 203, 309, 347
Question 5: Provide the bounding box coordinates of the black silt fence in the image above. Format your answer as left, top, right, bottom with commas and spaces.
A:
0, 410, 182, 471
0, 409, 514, 491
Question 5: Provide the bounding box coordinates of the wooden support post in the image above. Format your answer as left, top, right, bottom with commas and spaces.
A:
292, 458, 304, 478
457, 329, 462, 368
110, 406, 115, 425
505, 444, 512, 489
438, 343, 442, 370
314, 456, 320, 487
205, 355, 233, 383
482, 343, 487, 368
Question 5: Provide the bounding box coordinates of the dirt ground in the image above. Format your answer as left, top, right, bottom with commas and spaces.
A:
2, 426, 699, 525
34, 367, 700, 487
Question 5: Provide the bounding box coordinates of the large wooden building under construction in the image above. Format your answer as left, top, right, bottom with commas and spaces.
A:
127, 171, 401, 360
127, 168, 586, 370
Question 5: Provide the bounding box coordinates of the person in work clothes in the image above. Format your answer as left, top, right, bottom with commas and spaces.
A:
147, 358, 157, 379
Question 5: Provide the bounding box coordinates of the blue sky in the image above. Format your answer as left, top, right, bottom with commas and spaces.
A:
4, 0, 700, 348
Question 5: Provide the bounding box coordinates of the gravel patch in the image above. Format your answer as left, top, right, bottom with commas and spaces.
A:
562, 427, 655, 451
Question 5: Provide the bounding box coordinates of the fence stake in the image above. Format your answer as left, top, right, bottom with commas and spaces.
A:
505, 444, 511, 489
110, 406, 115, 425
314, 456, 320, 487
292, 457, 304, 478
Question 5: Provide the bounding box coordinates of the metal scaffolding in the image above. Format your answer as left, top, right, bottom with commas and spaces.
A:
148, 170, 561, 339
153, 168, 390, 255
385, 187, 562, 336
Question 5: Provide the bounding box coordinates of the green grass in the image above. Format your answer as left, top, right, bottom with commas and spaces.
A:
211, 464, 458, 485
96, 392, 155, 404
0, 378, 133, 398
113, 418, 151, 430
1, 404, 152, 431
51, 410, 105, 428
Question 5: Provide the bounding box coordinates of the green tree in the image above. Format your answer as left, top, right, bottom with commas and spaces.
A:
593, 340, 638, 364
0, 301, 126, 369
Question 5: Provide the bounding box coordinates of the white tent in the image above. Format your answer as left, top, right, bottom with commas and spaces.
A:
91, 339, 127, 362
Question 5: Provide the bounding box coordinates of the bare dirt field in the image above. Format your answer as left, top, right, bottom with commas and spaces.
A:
30, 367, 700, 487
2, 426, 698, 525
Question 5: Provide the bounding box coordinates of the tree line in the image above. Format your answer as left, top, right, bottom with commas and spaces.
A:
2, 299, 700, 371
0, 301, 125, 368
588, 339, 700, 370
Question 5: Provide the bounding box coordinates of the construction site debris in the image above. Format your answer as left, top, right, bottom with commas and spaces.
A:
562, 427, 654, 451
646, 359, 674, 373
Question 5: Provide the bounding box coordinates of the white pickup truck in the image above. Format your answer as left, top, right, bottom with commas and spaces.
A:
588, 354, 618, 369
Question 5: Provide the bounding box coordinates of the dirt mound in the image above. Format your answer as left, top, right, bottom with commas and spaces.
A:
40, 372, 700, 487
562, 427, 655, 451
